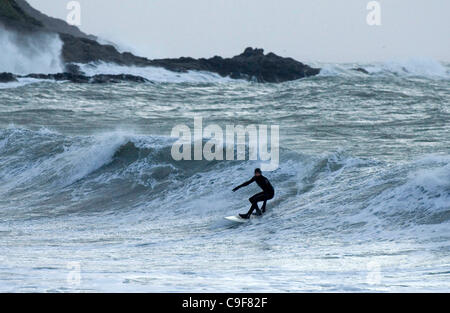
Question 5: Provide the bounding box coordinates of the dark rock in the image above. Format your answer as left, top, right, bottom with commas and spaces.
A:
14, 0, 96, 40
241, 47, 264, 57
150, 48, 321, 83
0, 0, 42, 31
59, 33, 150, 66
0, 72, 18, 82
89, 74, 149, 84
58, 35, 320, 82
64, 63, 84, 75
23, 72, 148, 84
24, 72, 89, 83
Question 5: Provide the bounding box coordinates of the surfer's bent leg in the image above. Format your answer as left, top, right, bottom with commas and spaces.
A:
260, 192, 274, 213
245, 192, 265, 216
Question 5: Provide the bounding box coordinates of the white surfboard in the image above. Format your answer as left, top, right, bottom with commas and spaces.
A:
224, 215, 249, 223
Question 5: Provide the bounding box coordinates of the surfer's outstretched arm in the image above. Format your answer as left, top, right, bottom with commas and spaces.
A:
232, 177, 255, 192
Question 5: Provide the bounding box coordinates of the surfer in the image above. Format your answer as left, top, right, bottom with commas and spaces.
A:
232, 168, 275, 219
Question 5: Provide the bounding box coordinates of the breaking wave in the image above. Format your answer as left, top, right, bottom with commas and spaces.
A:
1, 126, 448, 236
317, 58, 450, 79
0, 25, 63, 75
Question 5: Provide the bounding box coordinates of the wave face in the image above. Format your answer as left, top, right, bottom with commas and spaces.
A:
0, 26, 63, 75
1, 127, 448, 232
0, 60, 449, 292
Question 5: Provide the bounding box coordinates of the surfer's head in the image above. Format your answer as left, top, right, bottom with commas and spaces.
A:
254, 168, 262, 176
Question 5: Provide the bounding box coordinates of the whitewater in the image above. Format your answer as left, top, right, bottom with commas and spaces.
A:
0, 59, 449, 292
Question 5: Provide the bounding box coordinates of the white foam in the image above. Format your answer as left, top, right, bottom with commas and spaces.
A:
78, 62, 236, 83
316, 63, 354, 77
349, 155, 450, 234
0, 77, 47, 89
0, 26, 63, 75
316, 58, 449, 79
365, 58, 449, 78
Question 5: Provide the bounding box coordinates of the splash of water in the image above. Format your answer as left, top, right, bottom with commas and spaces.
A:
0, 26, 63, 75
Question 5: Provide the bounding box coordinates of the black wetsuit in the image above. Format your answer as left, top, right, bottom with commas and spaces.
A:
234, 175, 274, 217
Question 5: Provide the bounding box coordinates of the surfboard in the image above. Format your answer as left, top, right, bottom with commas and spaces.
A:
224, 215, 249, 223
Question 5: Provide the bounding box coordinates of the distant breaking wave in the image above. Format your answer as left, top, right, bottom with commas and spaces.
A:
317, 58, 450, 79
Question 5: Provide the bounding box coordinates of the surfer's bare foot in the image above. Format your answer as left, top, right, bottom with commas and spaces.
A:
239, 213, 250, 219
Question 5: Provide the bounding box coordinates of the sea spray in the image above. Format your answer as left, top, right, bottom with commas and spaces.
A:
0, 25, 64, 75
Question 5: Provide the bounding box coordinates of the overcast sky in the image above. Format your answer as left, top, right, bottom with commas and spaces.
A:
28, 0, 450, 62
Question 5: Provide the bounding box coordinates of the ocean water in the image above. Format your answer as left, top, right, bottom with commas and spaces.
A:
0, 59, 449, 292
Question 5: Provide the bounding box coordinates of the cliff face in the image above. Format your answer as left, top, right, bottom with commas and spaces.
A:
59, 33, 151, 66
0, 0, 321, 82
0, 0, 139, 64
14, 0, 96, 40
0, 0, 42, 31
